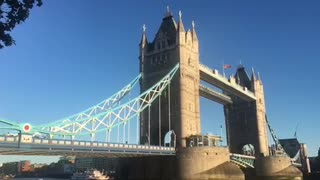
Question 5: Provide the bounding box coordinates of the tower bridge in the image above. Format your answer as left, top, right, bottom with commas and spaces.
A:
0, 7, 304, 180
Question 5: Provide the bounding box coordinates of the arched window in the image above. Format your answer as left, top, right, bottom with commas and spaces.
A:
242, 144, 255, 156
161, 40, 166, 49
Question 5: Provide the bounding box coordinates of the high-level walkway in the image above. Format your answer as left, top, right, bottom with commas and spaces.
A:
199, 64, 256, 101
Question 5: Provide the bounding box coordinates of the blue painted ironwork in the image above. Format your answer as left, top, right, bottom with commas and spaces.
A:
43, 64, 178, 138
0, 73, 141, 136
0, 64, 179, 144
230, 153, 255, 168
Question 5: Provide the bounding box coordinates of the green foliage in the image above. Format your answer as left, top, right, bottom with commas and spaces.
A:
0, 0, 42, 49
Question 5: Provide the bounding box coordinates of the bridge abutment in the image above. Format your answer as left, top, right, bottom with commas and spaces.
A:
176, 147, 244, 180
115, 147, 244, 180
254, 156, 302, 179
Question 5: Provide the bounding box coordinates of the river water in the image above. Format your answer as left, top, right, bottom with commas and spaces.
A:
14, 178, 68, 180
252, 178, 302, 180
13, 178, 303, 180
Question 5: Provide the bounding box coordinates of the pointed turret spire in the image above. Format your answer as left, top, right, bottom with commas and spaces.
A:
191, 20, 198, 42
164, 5, 173, 18
177, 10, 185, 32
251, 67, 256, 81
258, 72, 261, 81
251, 67, 256, 92
143, 24, 146, 33
236, 73, 240, 84
176, 10, 186, 45
140, 24, 148, 48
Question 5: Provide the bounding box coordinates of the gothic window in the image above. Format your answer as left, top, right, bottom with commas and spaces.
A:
151, 57, 156, 65
186, 80, 192, 89
238, 112, 245, 120
191, 123, 195, 133
186, 119, 189, 130
165, 54, 168, 64
161, 40, 166, 49
162, 54, 166, 61
187, 102, 194, 112
157, 42, 161, 50
188, 58, 194, 67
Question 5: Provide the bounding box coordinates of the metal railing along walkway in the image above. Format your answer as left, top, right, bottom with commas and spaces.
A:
0, 135, 175, 157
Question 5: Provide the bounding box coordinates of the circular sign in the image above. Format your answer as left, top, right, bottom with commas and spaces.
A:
23, 123, 32, 133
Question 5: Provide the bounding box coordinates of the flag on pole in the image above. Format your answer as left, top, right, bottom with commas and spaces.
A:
223, 64, 231, 69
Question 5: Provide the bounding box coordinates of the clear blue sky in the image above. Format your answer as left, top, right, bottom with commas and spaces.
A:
1, 0, 320, 164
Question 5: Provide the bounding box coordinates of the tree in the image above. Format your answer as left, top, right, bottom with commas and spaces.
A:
0, 0, 42, 49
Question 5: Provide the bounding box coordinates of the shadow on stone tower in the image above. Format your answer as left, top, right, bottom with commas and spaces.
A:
139, 7, 200, 148
224, 65, 269, 157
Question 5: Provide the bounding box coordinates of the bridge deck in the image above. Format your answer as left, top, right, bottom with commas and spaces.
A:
229, 153, 255, 168
199, 64, 256, 101
0, 136, 175, 157
199, 84, 233, 105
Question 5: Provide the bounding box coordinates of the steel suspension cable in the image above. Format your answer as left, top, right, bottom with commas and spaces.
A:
117, 124, 120, 142
159, 94, 161, 146
123, 123, 126, 144
128, 116, 130, 144
148, 105, 151, 145
136, 114, 139, 144
168, 83, 171, 132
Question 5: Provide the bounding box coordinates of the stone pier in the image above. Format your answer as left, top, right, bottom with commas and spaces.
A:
255, 156, 303, 179
114, 147, 243, 180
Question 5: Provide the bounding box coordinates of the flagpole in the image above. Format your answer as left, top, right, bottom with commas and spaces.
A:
222, 60, 225, 77
220, 125, 223, 145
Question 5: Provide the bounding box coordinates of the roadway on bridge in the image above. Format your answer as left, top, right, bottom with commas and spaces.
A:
0, 135, 175, 158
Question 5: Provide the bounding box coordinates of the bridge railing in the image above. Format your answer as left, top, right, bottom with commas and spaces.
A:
0, 135, 175, 152
230, 153, 256, 159
229, 153, 255, 168
199, 64, 256, 99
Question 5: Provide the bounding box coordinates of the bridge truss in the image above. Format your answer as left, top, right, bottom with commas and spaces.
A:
0, 64, 179, 147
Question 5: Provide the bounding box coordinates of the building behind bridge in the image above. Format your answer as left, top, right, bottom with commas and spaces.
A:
279, 138, 311, 174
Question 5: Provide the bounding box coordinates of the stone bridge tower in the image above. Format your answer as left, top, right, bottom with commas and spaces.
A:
224, 66, 269, 157
137, 9, 244, 179
132, 8, 301, 180
139, 9, 200, 147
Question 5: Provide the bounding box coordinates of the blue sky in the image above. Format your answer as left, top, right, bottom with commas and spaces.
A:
1, 0, 320, 163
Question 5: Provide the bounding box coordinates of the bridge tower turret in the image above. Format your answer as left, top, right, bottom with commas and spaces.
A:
251, 70, 269, 157
175, 10, 201, 147
139, 24, 148, 89
139, 8, 200, 147
133, 8, 245, 180
224, 66, 269, 157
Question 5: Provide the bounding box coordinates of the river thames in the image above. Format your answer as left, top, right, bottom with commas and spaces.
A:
14, 178, 68, 180
12, 178, 303, 180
